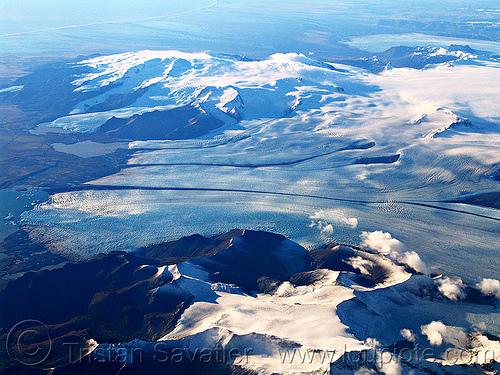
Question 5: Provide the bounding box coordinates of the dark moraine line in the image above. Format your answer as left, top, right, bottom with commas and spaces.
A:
48, 185, 500, 222
49, 184, 378, 204
123, 162, 265, 169
123, 144, 376, 169
398, 201, 500, 222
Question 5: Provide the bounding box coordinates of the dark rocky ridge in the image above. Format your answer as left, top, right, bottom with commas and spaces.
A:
354, 154, 400, 165
377, 45, 467, 69
192, 230, 296, 293
0, 251, 192, 343
308, 244, 391, 287
328, 45, 476, 73
449, 192, 500, 210
1, 59, 113, 130
0, 251, 192, 371
137, 233, 229, 264
98, 106, 224, 141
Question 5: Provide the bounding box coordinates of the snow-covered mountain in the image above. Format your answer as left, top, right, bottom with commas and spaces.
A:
3, 229, 500, 374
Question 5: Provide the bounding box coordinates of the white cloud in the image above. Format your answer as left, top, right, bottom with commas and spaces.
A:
341, 217, 358, 229
365, 337, 381, 348
355, 369, 377, 375
422, 321, 447, 346
308, 218, 334, 235
360, 231, 431, 275
309, 210, 326, 220
346, 256, 372, 275
321, 224, 334, 235
360, 231, 405, 256
436, 277, 465, 301
400, 328, 416, 342
476, 278, 500, 299
421, 321, 468, 347
309, 210, 358, 233
400, 251, 431, 276
377, 352, 401, 375
309, 210, 333, 235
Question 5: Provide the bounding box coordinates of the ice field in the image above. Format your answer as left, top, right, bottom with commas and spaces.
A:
22, 49, 500, 282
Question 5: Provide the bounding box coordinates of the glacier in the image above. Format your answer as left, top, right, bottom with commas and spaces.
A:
21, 50, 500, 282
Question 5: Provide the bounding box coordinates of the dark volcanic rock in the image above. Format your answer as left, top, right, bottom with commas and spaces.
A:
288, 269, 329, 287
449, 192, 500, 209
141, 228, 310, 294
192, 230, 302, 293
433, 117, 474, 138
376, 45, 464, 69
1, 60, 115, 128
257, 276, 282, 294
97, 106, 224, 141
354, 154, 400, 165
138, 233, 228, 264
309, 244, 361, 272
309, 244, 392, 287
0, 251, 193, 344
